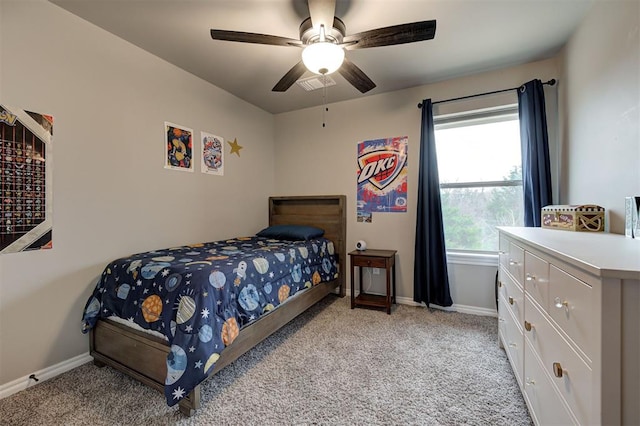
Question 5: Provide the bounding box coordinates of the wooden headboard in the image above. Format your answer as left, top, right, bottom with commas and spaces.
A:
268, 195, 346, 296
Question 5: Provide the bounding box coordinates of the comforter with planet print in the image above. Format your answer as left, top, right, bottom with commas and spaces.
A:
81, 236, 338, 406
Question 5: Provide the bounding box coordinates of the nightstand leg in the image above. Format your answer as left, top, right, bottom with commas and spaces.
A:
386, 266, 391, 314
350, 263, 355, 309
392, 263, 396, 304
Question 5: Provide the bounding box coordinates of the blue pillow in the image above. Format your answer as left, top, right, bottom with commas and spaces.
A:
257, 224, 325, 241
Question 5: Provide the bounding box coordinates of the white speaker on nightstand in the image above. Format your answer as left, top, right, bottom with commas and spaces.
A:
356, 240, 367, 251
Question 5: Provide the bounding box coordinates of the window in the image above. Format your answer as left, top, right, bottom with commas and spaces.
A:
435, 106, 523, 252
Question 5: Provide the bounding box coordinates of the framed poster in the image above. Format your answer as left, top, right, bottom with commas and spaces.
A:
201, 132, 224, 175
1, 104, 53, 254
357, 136, 408, 218
165, 122, 193, 172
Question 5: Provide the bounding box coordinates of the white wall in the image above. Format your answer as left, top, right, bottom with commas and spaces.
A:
0, 0, 275, 386
274, 58, 559, 314
559, 0, 639, 233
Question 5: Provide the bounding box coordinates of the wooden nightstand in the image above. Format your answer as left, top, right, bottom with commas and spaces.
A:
349, 249, 397, 314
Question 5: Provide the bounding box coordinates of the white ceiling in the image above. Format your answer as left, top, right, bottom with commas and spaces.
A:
49, 0, 593, 114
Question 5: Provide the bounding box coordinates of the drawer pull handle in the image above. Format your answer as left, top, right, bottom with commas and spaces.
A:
499, 250, 506, 255
525, 377, 536, 386
524, 321, 532, 331
552, 362, 565, 378
508, 342, 517, 348
508, 296, 514, 305
509, 259, 518, 266
498, 317, 505, 323
526, 273, 535, 282
554, 297, 569, 309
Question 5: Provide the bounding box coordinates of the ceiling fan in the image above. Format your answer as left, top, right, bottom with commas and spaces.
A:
210, 0, 436, 94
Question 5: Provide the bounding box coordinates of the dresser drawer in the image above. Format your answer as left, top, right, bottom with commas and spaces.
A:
499, 293, 524, 387
499, 234, 510, 269
524, 251, 549, 310
548, 265, 595, 361
499, 267, 524, 326
524, 340, 578, 426
508, 241, 525, 286
524, 294, 593, 425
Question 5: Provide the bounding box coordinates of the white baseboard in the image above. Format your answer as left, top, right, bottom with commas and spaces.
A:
448, 304, 497, 317
346, 290, 497, 318
394, 295, 498, 317
0, 352, 92, 400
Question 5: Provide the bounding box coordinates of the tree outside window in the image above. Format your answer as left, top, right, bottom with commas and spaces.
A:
435, 108, 523, 252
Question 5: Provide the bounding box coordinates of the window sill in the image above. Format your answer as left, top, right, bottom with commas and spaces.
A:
446, 251, 498, 267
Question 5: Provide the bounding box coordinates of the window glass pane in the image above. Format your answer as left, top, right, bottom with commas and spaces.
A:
441, 186, 524, 251
435, 115, 523, 252
435, 120, 521, 183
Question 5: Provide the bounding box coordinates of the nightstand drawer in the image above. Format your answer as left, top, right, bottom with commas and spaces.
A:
351, 256, 387, 268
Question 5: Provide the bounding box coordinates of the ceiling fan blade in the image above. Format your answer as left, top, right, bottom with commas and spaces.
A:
308, 0, 336, 31
343, 20, 436, 49
338, 58, 376, 94
272, 61, 308, 92
210, 29, 302, 47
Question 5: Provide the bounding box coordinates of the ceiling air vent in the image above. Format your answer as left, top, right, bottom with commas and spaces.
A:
296, 75, 336, 91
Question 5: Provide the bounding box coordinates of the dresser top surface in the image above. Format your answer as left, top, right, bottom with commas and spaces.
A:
498, 227, 640, 280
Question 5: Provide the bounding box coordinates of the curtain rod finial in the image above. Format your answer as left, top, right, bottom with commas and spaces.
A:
547, 78, 556, 86
417, 102, 423, 109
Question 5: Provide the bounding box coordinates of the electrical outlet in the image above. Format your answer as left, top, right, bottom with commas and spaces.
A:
373, 268, 380, 275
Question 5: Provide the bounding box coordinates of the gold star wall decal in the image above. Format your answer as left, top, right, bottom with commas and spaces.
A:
228, 138, 243, 156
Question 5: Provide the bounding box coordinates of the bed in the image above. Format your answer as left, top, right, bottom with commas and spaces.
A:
81, 195, 346, 416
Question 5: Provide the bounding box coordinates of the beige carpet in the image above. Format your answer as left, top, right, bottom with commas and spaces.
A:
0, 296, 531, 425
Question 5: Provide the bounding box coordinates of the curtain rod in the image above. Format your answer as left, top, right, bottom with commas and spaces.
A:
417, 79, 556, 109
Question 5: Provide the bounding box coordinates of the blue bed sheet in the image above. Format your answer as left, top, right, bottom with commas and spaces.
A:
81, 236, 338, 406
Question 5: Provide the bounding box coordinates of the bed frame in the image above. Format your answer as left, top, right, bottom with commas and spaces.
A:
89, 195, 346, 416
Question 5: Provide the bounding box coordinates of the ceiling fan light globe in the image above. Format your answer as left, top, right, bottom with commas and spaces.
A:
302, 42, 344, 75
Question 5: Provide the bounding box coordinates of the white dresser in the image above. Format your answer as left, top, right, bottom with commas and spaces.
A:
497, 227, 640, 425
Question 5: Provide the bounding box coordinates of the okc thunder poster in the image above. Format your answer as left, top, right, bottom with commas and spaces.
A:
357, 136, 408, 220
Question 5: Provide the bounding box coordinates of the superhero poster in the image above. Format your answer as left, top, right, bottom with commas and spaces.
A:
357, 136, 408, 219
1, 104, 53, 254
165, 122, 193, 172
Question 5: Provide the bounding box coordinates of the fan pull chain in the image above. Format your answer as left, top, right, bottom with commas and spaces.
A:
322, 73, 328, 128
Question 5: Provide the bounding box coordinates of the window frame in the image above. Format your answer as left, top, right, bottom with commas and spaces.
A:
434, 105, 523, 255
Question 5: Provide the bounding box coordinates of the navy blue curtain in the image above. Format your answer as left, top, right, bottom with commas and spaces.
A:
518, 79, 552, 227
414, 99, 453, 308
